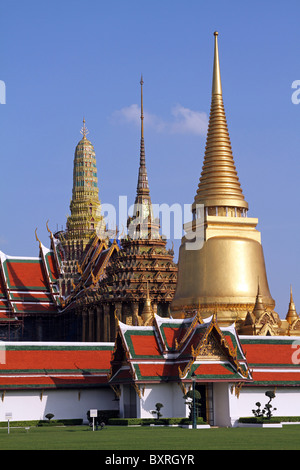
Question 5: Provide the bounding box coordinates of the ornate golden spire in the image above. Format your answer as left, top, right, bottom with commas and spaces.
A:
286, 285, 298, 325
194, 32, 248, 212
127, 77, 160, 240
171, 32, 275, 325
66, 118, 105, 248
136, 75, 150, 197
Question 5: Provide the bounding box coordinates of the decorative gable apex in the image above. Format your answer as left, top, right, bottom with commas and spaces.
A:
178, 316, 251, 381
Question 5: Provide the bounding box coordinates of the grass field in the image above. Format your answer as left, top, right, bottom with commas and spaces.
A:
0, 424, 300, 450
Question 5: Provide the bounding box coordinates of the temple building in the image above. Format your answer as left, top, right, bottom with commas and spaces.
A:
2, 32, 300, 428
101, 77, 178, 328
59, 77, 178, 342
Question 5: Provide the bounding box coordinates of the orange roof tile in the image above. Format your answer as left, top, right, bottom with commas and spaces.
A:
5, 260, 47, 290
129, 334, 162, 357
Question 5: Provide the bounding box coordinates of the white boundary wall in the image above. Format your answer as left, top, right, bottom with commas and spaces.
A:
0, 387, 117, 423
228, 385, 300, 427
3, 382, 300, 425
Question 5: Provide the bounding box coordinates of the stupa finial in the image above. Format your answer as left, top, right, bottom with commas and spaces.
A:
212, 31, 222, 95
80, 117, 89, 138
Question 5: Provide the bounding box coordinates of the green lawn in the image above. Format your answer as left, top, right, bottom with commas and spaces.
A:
0, 424, 300, 450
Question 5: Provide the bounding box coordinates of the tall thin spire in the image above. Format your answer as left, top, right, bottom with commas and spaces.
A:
136, 75, 150, 197
212, 32, 222, 95
128, 77, 160, 240
140, 74, 144, 143
194, 32, 248, 212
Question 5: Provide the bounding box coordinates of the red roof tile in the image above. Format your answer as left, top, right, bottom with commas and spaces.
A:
5, 260, 47, 290
129, 334, 162, 357
241, 340, 296, 366
0, 346, 113, 372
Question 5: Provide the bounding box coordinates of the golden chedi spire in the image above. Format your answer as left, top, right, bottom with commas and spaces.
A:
194, 32, 248, 214
171, 32, 275, 326
286, 285, 298, 325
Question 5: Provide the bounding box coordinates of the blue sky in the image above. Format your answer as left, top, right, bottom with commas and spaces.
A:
1, 0, 300, 317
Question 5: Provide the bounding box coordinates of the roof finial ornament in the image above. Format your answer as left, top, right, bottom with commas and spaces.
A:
35, 228, 42, 249
46, 219, 53, 237
80, 117, 89, 138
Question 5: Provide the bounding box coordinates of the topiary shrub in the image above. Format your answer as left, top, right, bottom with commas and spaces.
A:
151, 403, 164, 420
252, 391, 277, 420
45, 413, 54, 422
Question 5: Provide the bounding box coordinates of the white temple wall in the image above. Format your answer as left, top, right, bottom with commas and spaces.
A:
0, 387, 117, 423
138, 383, 189, 419
4, 383, 300, 425
228, 386, 300, 426
212, 382, 231, 427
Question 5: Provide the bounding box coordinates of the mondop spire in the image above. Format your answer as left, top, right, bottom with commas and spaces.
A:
136, 75, 150, 197
193, 32, 248, 216
127, 77, 160, 240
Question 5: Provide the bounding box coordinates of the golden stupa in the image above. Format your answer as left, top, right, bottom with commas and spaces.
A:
171, 32, 275, 327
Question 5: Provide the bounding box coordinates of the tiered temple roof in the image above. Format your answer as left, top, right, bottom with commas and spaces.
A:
108, 314, 300, 391
108, 314, 252, 388
0, 247, 60, 318
61, 235, 120, 311
0, 316, 300, 391
0, 233, 61, 340
0, 342, 114, 390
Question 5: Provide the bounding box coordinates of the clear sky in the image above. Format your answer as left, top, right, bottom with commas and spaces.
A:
1, 0, 300, 318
